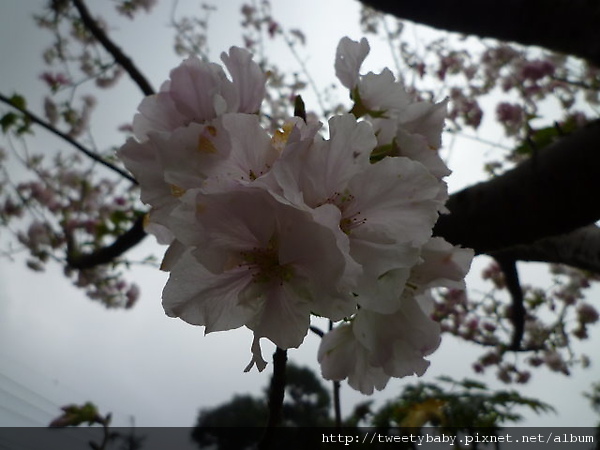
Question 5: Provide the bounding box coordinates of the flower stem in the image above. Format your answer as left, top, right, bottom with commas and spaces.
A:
333, 380, 342, 429
329, 320, 342, 429
258, 347, 287, 450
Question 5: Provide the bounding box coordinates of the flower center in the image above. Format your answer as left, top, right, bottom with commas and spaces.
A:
239, 236, 293, 284
320, 191, 366, 234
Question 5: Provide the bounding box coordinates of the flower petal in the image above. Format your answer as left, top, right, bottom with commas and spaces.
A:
335, 37, 370, 89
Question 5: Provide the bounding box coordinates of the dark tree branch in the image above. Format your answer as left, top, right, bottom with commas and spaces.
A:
309, 325, 324, 337
495, 256, 525, 350
491, 225, 600, 274
66, 215, 146, 269
0, 92, 137, 184
360, 0, 600, 67
435, 119, 600, 256
259, 347, 287, 450
71, 0, 155, 96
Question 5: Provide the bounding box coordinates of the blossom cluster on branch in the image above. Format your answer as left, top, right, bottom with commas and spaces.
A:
0, 148, 142, 308
118, 37, 472, 394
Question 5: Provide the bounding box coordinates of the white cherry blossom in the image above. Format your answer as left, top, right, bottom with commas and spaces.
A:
335, 37, 451, 178
260, 114, 445, 313
163, 188, 358, 371
133, 47, 266, 140
117, 36, 474, 386
335, 37, 370, 90
318, 295, 441, 395
318, 238, 472, 394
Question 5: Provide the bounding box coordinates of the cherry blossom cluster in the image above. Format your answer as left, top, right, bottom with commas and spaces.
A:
118, 37, 473, 394
435, 260, 599, 383
0, 149, 141, 308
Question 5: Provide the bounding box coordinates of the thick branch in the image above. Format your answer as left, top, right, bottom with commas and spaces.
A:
71, 0, 155, 96
435, 119, 600, 255
360, 0, 600, 67
491, 225, 600, 274
0, 92, 137, 184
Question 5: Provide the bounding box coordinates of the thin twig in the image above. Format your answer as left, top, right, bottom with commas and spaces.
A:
309, 325, 324, 337
283, 33, 329, 117
70, 0, 155, 96
0, 92, 137, 184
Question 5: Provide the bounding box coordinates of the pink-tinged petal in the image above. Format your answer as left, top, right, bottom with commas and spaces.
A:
221, 47, 266, 114
382, 340, 431, 377
169, 56, 230, 122
369, 117, 397, 147
347, 349, 390, 395
381, 296, 441, 377
395, 128, 451, 179
312, 203, 363, 291
158, 123, 226, 188
352, 300, 441, 379
132, 49, 267, 136
244, 281, 311, 350
400, 99, 448, 150
408, 237, 474, 291
353, 267, 411, 314
211, 113, 278, 185
335, 37, 370, 89
133, 91, 187, 139
162, 252, 255, 332
318, 323, 390, 395
359, 69, 410, 112
287, 114, 375, 204
159, 239, 186, 271
318, 324, 357, 381
120, 122, 224, 204
260, 114, 375, 208
145, 220, 175, 245
321, 114, 375, 191
275, 203, 357, 319
346, 156, 443, 245
349, 231, 420, 276
190, 190, 277, 273
118, 135, 170, 208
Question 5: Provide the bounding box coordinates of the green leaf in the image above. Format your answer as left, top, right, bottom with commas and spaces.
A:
0, 112, 18, 133
9, 93, 27, 110
457, 378, 487, 390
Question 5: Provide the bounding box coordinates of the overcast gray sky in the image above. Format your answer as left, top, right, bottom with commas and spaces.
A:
0, 0, 599, 431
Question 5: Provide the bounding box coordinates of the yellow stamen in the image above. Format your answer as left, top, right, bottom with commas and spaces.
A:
198, 126, 218, 153
271, 121, 296, 152
170, 184, 186, 197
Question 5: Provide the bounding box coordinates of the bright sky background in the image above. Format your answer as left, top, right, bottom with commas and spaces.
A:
0, 0, 599, 432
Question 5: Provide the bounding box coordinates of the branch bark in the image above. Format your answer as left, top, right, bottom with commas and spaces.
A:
71, 0, 155, 96
66, 215, 146, 269
258, 347, 287, 450
360, 0, 600, 67
434, 119, 600, 255
491, 225, 600, 274
495, 256, 525, 350
0, 92, 137, 184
